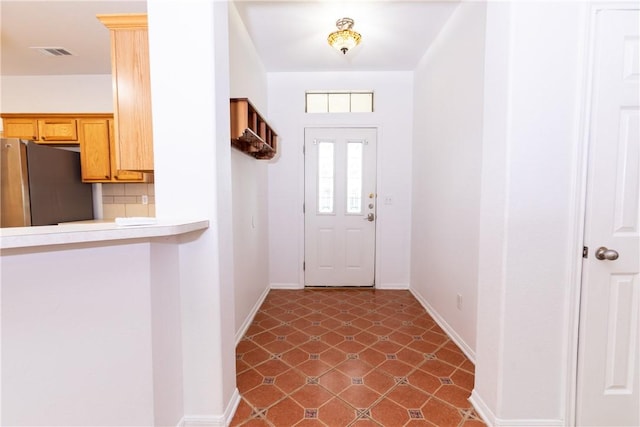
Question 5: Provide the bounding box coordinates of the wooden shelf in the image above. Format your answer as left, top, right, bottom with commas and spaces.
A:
230, 98, 277, 160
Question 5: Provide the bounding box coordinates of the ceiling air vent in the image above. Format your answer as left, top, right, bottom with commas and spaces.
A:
30, 47, 76, 57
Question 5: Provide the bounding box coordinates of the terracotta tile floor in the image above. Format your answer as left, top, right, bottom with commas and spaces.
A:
231, 289, 486, 427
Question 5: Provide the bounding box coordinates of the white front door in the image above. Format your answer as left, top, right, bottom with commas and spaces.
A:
577, 9, 639, 426
304, 127, 377, 287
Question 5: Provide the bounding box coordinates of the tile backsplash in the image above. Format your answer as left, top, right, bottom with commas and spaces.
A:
102, 183, 155, 219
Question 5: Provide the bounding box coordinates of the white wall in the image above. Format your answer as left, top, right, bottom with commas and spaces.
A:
1, 243, 154, 426
267, 72, 413, 289
228, 3, 267, 114
410, 2, 485, 359
472, 2, 588, 425
0, 75, 113, 114
148, 0, 238, 423
0, 74, 117, 217
228, 2, 270, 341
0, 74, 113, 134
149, 239, 185, 426
0, 3, 240, 424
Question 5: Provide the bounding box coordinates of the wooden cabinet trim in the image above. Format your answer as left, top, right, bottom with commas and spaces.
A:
1, 113, 113, 119
96, 13, 147, 29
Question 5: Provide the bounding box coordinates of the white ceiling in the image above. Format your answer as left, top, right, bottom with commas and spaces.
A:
0, 1, 147, 76
0, 0, 460, 76
232, 1, 460, 72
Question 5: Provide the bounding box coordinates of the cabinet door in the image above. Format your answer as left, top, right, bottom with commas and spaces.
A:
3, 118, 38, 140
109, 120, 143, 181
37, 118, 78, 143
79, 119, 112, 181
111, 26, 154, 171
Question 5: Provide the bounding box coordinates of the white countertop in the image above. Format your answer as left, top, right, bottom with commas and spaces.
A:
0, 219, 209, 250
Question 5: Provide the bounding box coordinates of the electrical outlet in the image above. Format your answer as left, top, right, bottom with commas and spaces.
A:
141, 195, 148, 205
456, 294, 462, 310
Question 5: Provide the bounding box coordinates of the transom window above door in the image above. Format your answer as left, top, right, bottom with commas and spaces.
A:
305, 91, 374, 113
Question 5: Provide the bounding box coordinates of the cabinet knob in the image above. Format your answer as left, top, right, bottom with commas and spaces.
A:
41, 136, 46, 140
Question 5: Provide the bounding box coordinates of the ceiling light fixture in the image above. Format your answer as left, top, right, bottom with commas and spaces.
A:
327, 17, 361, 55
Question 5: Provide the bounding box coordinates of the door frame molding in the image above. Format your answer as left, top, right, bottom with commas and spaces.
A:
301, 125, 380, 288
566, 3, 639, 425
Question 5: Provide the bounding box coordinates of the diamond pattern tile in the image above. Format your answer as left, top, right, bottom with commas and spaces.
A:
230, 289, 486, 426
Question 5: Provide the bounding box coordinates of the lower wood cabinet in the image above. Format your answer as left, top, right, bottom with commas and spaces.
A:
78, 118, 146, 183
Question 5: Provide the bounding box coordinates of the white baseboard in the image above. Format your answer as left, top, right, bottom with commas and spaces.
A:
376, 282, 409, 290
178, 388, 241, 427
178, 415, 221, 427
270, 283, 408, 290
469, 390, 494, 426
224, 389, 241, 427
469, 390, 564, 426
409, 288, 475, 363
270, 282, 303, 290
494, 418, 564, 426
235, 286, 270, 345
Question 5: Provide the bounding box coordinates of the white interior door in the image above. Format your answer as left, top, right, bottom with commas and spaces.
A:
304, 127, 377, 287
577, 9, 639, 426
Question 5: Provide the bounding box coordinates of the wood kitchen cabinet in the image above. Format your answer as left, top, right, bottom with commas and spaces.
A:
78, 118, 145, 183
2, 115, 78, 143
97, 13, 154, 172
2, 113, 148, 183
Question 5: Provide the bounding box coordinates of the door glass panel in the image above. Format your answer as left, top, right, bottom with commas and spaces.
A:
318, 142, 335, 213
346, 142, 363, 214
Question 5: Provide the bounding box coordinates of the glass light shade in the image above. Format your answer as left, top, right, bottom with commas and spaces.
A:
327, 29, 361, 54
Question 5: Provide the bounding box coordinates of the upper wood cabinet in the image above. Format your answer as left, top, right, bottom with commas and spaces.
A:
97, 13, 154, 172
38, 118, 78, 142
2, 115, 78, 144
79, 119, 112, 181
230, 98, 278, 160
3, 118, 39, 140
78, 118, 146, 183
1, 113, 148, 183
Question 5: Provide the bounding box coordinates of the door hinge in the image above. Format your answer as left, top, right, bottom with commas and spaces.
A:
303, 261, 306, 271
303, 145, 305, 155
583, 246, 589, 259
303, 203, 305, 213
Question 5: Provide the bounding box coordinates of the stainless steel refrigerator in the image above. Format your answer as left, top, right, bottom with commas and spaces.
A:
0, 139, 94, 227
